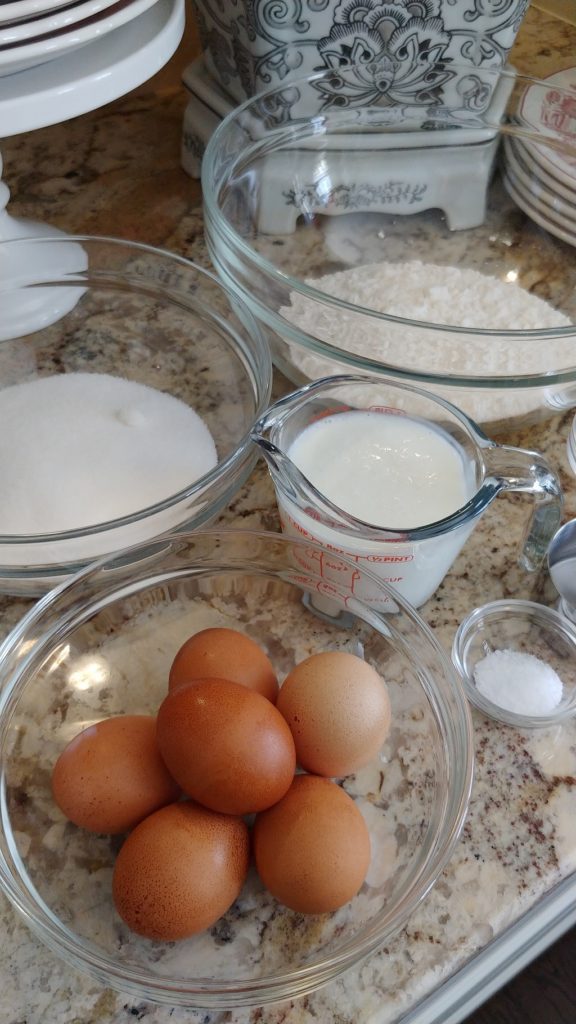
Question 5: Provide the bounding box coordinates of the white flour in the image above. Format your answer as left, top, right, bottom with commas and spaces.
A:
281, 261, 573, 423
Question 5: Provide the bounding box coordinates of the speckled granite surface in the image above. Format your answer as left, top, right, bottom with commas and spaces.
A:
1, 6, 576, 1024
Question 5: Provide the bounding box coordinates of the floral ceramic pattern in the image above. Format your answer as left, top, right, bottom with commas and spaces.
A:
194, 0, 529, 115
283, 180, 430, 209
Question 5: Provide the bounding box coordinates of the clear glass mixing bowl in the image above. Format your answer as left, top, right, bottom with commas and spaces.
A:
0, 529, 473, 1008
202, 62, 576, 434
0, 236, 272, 595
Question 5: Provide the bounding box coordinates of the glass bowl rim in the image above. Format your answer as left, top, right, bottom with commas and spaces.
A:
451, 597, 576, 728
0, 234, 273, 546
0, 527, 474, 1006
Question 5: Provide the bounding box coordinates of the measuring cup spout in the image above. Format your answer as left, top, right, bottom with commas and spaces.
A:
251, 417, 308, 510
251, 432, 296, 490
251, 393, 364, 532
251, 429, 352, 528
251, 434, 283, 473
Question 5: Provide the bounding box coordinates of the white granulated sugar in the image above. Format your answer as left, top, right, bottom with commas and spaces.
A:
0, 372, 218, 534
281, 261, 572, 422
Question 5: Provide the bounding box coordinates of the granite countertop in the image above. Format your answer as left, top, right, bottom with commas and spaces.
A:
1, 7, 576, 1024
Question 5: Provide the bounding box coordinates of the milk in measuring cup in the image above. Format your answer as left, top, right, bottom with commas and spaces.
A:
281, 410, 476, 609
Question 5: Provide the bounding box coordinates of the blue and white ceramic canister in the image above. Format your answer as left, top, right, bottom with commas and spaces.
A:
193, 0, 529, 116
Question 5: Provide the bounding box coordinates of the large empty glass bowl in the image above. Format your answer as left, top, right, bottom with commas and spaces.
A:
0, 529, 473, 1008
0, 236, 272, 595
202, 63, 576, 433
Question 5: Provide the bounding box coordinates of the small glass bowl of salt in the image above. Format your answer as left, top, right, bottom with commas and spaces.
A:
452, 599, 576, 729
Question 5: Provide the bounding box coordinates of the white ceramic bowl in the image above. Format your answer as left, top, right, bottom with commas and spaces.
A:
0, 0, 159, 75
0, 0, 121, 45
0, 0, 184, 136
0, 0, 79, 24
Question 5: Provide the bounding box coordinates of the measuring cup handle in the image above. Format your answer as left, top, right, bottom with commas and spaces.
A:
485, 444, 563, 571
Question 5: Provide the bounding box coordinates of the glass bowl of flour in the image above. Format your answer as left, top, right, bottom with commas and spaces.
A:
0, 528, 473, 1007
202, 62, 576, 433
0, 236, 272, 595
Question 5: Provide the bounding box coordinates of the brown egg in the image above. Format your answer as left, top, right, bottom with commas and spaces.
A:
253, 774, 371, 914
277, 650, 391, 777
112, 801, 249, 940
156, 678, 296, 815
51, 714, 180, 835
169, 627, 279, 703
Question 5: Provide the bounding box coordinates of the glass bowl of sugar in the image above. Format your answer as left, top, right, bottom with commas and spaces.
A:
452, 599, 576, 729
202, 61, 576, 435
0, 235, 272, 596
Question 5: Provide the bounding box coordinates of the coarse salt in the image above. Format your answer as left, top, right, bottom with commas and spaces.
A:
473, 648, 564, 716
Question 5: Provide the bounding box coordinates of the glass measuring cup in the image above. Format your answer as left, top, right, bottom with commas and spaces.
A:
252, 376, 563, 610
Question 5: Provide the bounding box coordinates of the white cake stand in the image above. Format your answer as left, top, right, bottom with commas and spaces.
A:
0, 0, 185, 338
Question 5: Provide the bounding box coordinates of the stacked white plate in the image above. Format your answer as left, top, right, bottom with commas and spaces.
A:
0, 0, 163, 76
502, 66, 576, 247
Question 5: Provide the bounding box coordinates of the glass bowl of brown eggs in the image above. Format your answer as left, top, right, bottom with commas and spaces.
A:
0, 529, 473, 1008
